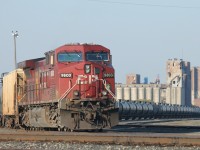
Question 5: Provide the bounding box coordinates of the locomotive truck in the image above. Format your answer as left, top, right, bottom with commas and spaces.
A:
1, 43, 119, 131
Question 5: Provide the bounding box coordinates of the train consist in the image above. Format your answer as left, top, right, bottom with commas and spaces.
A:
0, 43, 118, 131
118, 100, 200, 120
1, 43, 200, 132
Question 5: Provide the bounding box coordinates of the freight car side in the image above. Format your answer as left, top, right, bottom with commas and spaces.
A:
1, 69, 25, 127
118, 100, 200, 120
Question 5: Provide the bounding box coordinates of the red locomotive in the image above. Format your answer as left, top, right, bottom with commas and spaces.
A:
1, 43, 118, 131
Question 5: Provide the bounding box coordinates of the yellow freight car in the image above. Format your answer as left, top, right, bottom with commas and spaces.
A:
2, 69, 25, 116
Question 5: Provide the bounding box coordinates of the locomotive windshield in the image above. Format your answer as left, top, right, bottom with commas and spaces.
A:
58, 52, 83, 62
86, 52, 109, 61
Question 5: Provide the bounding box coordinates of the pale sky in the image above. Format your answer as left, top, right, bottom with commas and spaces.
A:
1, 0, 200, 83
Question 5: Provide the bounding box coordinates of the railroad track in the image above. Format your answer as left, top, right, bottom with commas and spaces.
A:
111, 124, 200, 134
0, 119, 200, 146
117, 124, 200, 129
110, 119, 200, 133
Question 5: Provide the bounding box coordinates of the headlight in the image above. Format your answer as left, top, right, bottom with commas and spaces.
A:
73, 90, 79, 96
85, 64, 91, 74
102, 90, 107, 96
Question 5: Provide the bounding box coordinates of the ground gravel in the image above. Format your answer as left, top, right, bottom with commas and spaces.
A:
0, 142, 199, 150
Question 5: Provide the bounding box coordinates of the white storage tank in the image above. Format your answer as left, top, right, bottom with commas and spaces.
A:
116, 86, 123, 101
131, 86, 138, 101
177, 87, 185, 106
146, 87, 153, 102
138, 87, 145, 100
124, 86, 131, 100
153, 86, 160, 103
166, 88, 171, 104
171, 88, 177, 105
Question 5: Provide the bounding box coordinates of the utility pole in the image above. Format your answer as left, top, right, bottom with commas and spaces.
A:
12, 31, 19, 69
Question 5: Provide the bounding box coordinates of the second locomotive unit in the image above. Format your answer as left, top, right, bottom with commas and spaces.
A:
1, 43, 118, 131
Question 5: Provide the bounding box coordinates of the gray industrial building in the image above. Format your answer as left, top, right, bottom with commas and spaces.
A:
191, 67, 200, 105
166, 59, 191, 106
126, 74, 140, 85
116, 58, 192, 106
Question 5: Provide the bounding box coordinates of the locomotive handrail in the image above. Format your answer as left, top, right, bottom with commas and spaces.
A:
18, 93, 27, 102
58, 75, 88, 102
58, 78, 116, 102
99, 79, 116, 100
58, 80, 78, 102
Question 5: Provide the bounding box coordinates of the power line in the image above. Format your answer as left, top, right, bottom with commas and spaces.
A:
88, 0, 200, 9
